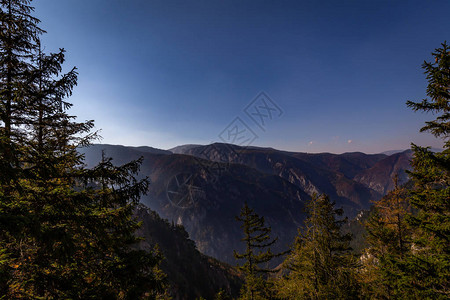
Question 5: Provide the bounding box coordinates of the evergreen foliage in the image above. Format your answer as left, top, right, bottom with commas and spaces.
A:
362, 176, 411, 298
403, 41, 450, 299
214, 289, 231, 300
0, 0, 165, 298
234, 203, 284, 300
275, 194, 359, 299
359, 41, 449, 300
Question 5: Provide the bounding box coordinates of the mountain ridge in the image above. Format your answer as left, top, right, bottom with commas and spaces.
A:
80, 143, 413, 265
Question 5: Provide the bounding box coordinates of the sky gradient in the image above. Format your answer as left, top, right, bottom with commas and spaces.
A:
34, 0, 449, 153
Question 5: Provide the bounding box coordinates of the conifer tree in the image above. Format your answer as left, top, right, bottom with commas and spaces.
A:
0, 0, 43, 292
361, 176, 411, 298
401, 41, 450, 299
234, 203, 283, 300
276, 194, 359, 299
0, 0, 166, 298
214, 289, 231, 300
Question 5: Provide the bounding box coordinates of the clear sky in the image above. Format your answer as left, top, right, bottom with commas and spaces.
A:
34, 0, 449, 153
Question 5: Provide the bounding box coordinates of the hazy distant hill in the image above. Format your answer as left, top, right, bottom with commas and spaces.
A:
381, 149, 405, 156
381, 148, 442, 156
78, 144, 171, 168
169, 144, 201, 154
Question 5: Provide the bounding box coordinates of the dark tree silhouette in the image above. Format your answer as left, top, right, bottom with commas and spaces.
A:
0, 0, 165, 298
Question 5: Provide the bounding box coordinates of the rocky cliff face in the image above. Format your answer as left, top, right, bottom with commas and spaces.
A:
353, 150, 412, 194
173, 143, 383, 215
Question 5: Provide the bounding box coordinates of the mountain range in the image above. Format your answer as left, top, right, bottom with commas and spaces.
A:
79, 143, 413, 266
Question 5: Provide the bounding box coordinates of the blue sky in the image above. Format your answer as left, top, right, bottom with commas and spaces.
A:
34, 0, 449, 153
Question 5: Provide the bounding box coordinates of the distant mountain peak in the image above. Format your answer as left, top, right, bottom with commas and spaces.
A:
168, 144, 203, 154
381, 148, 441, 156
380, 149, 407, 156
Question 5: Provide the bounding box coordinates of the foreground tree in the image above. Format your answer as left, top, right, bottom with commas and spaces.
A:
275, 194, 359, 299
361, 176, 411, 298
0, 0, 165, 298
234, 203, 283, 300
0, 0, 44, 292
401, 41, 449, 299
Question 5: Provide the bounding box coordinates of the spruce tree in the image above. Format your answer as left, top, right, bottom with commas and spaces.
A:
401, 41, 449, 299
0, 0, 165, 298
234, 203, 283, 300
362, 176, 411, 299
275, 194, 359, 299
0, 0, 43, 292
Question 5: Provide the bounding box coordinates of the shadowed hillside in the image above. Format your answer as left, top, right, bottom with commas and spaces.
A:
134, 205, 242, 299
